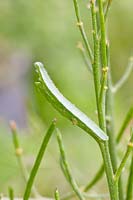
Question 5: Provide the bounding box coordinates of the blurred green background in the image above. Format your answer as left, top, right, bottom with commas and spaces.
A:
0, 0, 133, 198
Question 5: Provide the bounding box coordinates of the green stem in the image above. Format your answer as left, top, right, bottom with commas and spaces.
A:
56, 128, 85, 200
55, 189, 60, 200
83, 164, 104, 192
116, 107, 133, 143
23, 120, 56, 200
98, 0, 108, 132
10, 121, 39, 197
104, 0, 113, 21
90, 0, 104, 129
126, 153, 133, 200
8, 187, 14, 200
106, 41, 124, 200
73, 0, 93, 62
106, 77, 124, 200
114, 147, 133, 182
112, 57, 133, 93
77, 41, 92, 72
114, 132, 133, 183
99, 141, 119, 200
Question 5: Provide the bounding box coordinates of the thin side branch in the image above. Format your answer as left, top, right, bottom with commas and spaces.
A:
77, 41, 92, 72
83, 164, 104, 192
56, 128, 85, 200
126, 153, 133, 200
104, 0, 113, 21
114, 128, 133, 182
116, 107, 133, 143
73, 0, 93, 62
112, 57, 133, 93
10, 121, 39, 198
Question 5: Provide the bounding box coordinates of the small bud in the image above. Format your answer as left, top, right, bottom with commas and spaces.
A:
102, 67, 109, 73
16, 147, 23, 156
77, 21, 83, 27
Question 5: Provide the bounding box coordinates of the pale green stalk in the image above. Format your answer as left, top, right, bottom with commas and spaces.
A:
105, 42, 124, 200
98, 0, 108, 132
114, 130, 133, 182
90, 0, 102, 129
117, 107, 133, 143
104, 0, 113, 21
83, 164, 104, 192
77, 41, 92, 72
99, 141, 119, 200
61, 192, 109, 200
72, 0, 93, 62
56, 128, 85, 200
112, 57, 133, 93
10, 121, 39, 197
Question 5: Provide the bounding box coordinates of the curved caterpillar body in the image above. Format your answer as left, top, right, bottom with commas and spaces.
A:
35, 62, 108, 143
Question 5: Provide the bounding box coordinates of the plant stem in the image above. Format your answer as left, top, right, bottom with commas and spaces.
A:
8, 187, 14, 200
56, 128, 85, 200
112, 57, 133, 93
23, 120, 56, 200
116, 106, 133, 143
104, 0, 113, 21
126, 153, 133, 200
99, 141, 119, 200
90, 2, 119, 199
10, 121, 39, 197
90, 0, 104, 129
106, 75, 124, 200
72, 0, 93, 62
77, 41, 92, 72
61, 192, 109, 200
54, 189, 60, 200
98, 0, 108, 132
114, 132, 133, 183
83, 164, 104, 192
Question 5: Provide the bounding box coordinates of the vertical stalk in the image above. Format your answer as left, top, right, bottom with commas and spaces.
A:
91, 0, 119, 200
99, 141, 119, 200
73, 0, 93, 62
126, 153, 133, 200
90, 0, 103, 128
97, 0, 108, 132
106, 42, 124, 199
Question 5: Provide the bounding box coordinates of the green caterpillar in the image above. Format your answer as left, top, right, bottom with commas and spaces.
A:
35, 62, 108, 143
